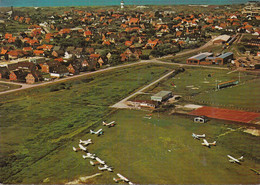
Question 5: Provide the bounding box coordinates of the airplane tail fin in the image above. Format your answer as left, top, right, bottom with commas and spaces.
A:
239, 156, 244, 161
113, 177, 119, 183
90, 161, 95, 166
82, 155, 87, 159
212, 141, 216, 145
90, 130, 94, 134
72, 147, 77, 152
103, 121, 106, 125
79, 139, 82, 143
202, 134, 206, 137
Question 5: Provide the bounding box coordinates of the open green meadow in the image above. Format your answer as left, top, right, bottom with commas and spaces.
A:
9, 109, 259, 184
141, 67, 259, 111
194, 78, 260, 112
0, 63, 174, 183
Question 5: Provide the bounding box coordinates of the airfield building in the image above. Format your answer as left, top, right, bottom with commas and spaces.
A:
215, 52, 233, 65
151, 91, 172, 102
204, 52, 234, 65
212, 35, 231, 44
186, 52, 213, 65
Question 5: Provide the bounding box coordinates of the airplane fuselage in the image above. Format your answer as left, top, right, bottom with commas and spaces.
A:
227, 155, 242, 163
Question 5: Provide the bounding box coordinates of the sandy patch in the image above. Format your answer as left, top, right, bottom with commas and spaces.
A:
184, 104, 203, 109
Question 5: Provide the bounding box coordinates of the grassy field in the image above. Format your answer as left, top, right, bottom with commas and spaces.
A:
141, 67, 259, 111
0, 82, 21, 92
0, 63, 259, 184
0, 63, 174, 183
11, 109, 259, 184
193, 78, 260, 112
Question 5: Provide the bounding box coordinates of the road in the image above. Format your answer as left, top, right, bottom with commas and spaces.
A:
110, 69, 176, 109
160, 37, 215, 60
0, 61, 151, 95
0, 59, 229, 96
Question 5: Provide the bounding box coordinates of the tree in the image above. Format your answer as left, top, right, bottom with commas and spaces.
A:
109, 54, 121, 66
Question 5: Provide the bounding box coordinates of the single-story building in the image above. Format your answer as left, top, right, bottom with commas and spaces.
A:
186, 52, 213, 64
50, 65, 69, 78
151, 91, 172, 102
203, 52, 234, 65
213, 35, 231, 44
215, 52, 233, 65
217, 80, 238, 89
194, 116, 207, 123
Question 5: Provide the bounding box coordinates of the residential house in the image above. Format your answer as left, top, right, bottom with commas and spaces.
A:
25, 72, 41, 84
7, 50, 24, 59
67, 62, 81, 74
9, 70, 28, 82
41, 60, 61, 73
52, 50, 65, 58
50, 65, 69, 78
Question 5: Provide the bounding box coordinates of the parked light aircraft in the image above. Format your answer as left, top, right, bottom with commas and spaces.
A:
227, 155, 243, 164
82, 153, 96, 159
113, 173, 133, 184
103, 121, 115, 127
98, 164, 113, 172
90, 157, 105, 166
201, 139, 216, 147
90, 129, 103, 136
72, 144, 87, 152
79, 139, 92, 146
192, 133, 206, 139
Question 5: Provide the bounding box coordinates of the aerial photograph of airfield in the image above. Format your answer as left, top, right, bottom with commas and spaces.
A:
0, 0, 259, 184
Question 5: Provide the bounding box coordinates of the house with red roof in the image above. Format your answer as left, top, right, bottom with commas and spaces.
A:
33, 50, 45, 56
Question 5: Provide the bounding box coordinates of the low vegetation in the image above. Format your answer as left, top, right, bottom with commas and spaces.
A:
0, 64, 174, 183
0, 82, 21, 92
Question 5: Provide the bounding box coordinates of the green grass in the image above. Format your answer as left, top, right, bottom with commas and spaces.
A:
3, 20, 29, 34
14, 109, 259, 184
142, 67, 259, 111
0, 63, 174, 183
0, 82, 21, 92
193, 78, 260, 112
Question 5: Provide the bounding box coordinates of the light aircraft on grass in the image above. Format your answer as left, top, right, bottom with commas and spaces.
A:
192, 133, 206, 139
72, 144, 87, 152
90, 129, 103, 136
201, 139, 216, 147
82, 153, 96, 159
103, 121, 115, 127
113, 173, 133, 184
98, 164, 113, 172
227, 155, 243, 164
90, 157, 105, 166
79, 139, 92, 146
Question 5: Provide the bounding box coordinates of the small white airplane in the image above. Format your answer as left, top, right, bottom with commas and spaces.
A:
72, 144, 87, 152
82, 153, 96, 159
98, 164, 113, 172
201, 139, 216, 147
90, 157, 105, 166
113, 173, 130, 183
227, 155, 243, 164
90, 129, 103, 136
103, 121, 115, 127
192, 133, 206, 140
79, 139, 92, 146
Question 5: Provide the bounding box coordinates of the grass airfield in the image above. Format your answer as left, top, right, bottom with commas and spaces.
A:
12, 110, 260, 184
1, 64, 259, 184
